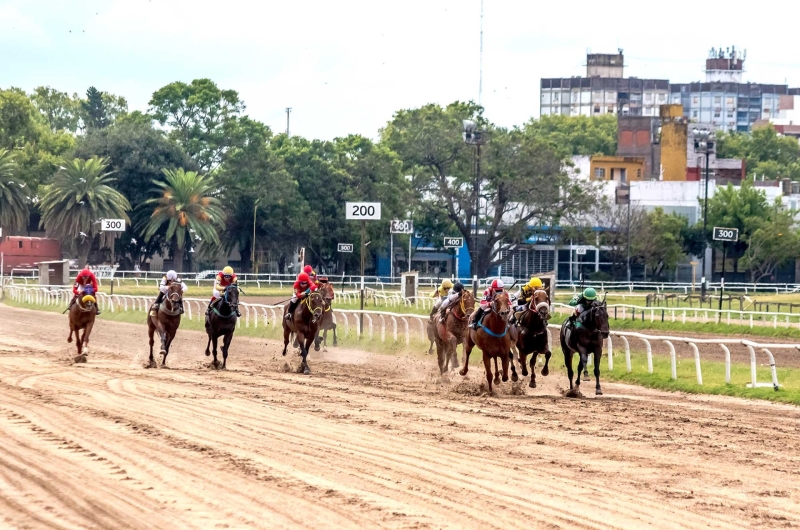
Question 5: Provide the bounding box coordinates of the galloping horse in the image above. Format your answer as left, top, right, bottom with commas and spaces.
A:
461, 292, 512, 395
434, 291, 474, 375
560, 299, 610, 396
68, 289, 97, 363
509, 289, 551, 388
147, 282, 183, 368
282, 291, 324, 375
204, 284, 240, 370
313, 283, 337, 352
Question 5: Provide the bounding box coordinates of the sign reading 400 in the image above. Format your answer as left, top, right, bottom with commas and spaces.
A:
345, 202, 382, 220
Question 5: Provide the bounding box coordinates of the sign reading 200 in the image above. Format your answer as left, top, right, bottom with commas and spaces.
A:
345, 202, 382, 220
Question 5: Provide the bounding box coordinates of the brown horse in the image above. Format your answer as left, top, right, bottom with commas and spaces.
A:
509, 289, 551, 388
146, 283, 184, 368
461, 292, 512, 395
313, 283, 337, 352
282, 291, 324, 374
560, 300, 610, 396
68, 293, 97, 363
434, 291, 475, 375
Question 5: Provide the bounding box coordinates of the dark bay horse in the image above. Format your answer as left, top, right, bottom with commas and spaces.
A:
559, 300, 610, 396
434, 291, 474, 376
461, 292, 512, 395
313, 283, 337, 352
68, 291, 97, 363
147, 283, 183, 368
204, 284, 240, 370
282, 291, 324, 375
509, 289, 551, 388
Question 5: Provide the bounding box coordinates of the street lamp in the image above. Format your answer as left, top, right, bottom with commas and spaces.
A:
463, 119, 487, 296
693, 128, 716, 298
252, 198, 260, 275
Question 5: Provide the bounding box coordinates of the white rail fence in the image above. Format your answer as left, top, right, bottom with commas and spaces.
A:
3, 285, 788, 391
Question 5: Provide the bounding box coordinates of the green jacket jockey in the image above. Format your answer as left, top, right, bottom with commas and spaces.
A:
568, 287, 598, 323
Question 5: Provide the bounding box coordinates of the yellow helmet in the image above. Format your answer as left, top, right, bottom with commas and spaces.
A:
441, 278, 453, 289
528, 277, 543, 289
222, 266, 234, 275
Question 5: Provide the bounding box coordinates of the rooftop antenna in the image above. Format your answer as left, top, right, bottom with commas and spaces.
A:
478, 0, 484, 105
285, 107, 292, 137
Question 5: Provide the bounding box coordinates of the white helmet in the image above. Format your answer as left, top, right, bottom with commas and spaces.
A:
166, 270, 178, 281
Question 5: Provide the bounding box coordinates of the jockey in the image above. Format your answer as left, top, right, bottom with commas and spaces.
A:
470, 279, 505, 330
510, 276, 545, 324
303, 264, 318, 285
285, 271, 318, 320
154, 270, 187, 313
431, 278, 453, 302
207, 266, 240, 316
568, 287, 598, 324
436, 281, 465, 323
70, 267, 101, 315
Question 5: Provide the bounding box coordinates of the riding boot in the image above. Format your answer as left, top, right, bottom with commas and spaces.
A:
206, 300, 214, 315
285, 299, 298, 320
438, 307, 447, 323
235, 309, 241, 317
96, 305, 101, 315
471, 307, 485, 330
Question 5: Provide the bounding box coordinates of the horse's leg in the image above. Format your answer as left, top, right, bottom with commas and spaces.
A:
519, 347, 529, 377
508, 350, 518, 382
593, 348, 603, 396
297, 331, 310, 374
212, 334, 220, 369
575, 351, 587, 392
460, 334, 474, 377
282, 324, 290, 357
542, 348, 552, 377
162, 331, 175, 367
81, 320, 94, 356
148, 322, 157, 367
529, 353, 537, 388
450, 334, 461, 371
501, 350, 510, 383
483, 353, 494, 395
303, 333, 314, 375
332, 324, 338, 346
492, 355, 501, 385
435, 338, 446, 375
204, 329, 212, 357
314, 332, 321, 352
67, 324, 74, 344
561, 332, 575, 391
221, 331, 233, 370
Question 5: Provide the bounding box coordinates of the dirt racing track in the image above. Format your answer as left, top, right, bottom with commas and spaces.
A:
1, 305, 800, 529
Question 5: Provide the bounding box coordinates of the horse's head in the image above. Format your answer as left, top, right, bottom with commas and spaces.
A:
165, 282, 184, 312
462, 291, 475, 316
493, 292, 511, 319
532, 289, 550, 320
319, 283, 334, 308
580, 300, 610, 338
225, 284, 240, 313
308, 291, 325, 323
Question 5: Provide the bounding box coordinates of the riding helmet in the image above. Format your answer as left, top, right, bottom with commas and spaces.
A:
583, 287, 597, 300
452, 282, 464, 293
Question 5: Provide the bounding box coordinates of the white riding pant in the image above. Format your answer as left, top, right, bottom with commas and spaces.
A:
212, 288, 221, 299
291, 293, 299, 303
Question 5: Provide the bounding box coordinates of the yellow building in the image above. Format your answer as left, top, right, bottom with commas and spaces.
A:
659, 104, 688, 181
589, 156, 645, 183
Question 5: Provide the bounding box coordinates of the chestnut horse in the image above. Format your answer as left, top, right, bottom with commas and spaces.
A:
68, 292, 97, 364
313, 283, 337, 352
509, 289, 551, 388
282, 291, 324, 375
147, 282, 184, 368
560, 299, 610, 396
434, 291, 474, 375
461, 292, 512, 395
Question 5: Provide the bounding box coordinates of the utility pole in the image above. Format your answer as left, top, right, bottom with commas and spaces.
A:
285, 107, 292, 137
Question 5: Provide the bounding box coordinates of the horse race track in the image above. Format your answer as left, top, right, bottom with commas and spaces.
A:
1, 305, 800, 529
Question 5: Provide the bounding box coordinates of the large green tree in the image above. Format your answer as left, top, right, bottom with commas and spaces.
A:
633, 208, 688, 278
149, 79, 245, 171
39, 157, 131, 265
717, 125, 800, 180
30, 86, 81, 133
523, 114, 618, 158
0, 148, 29, 233
382, 101, 597, 276
740, 205, 799, 282
73, 121, 195, 267
141, 168, 225, 272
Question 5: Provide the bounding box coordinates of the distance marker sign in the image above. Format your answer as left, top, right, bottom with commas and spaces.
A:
712, 227, 739, 242
337, 243, 354, 253
443, 237, 464, 248
101, 219, 126, 231
345, 202, 381, 220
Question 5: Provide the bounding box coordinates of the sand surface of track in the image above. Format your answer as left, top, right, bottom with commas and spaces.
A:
1, 304, 799, 529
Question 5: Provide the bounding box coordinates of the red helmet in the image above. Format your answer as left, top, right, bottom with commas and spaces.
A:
298, 272, 310, 283
303, 265, 313, 274
491, 279, 504, 291
81, 267, 91, 276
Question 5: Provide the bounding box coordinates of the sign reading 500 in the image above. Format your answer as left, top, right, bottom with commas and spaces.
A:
345, 202, 381, 220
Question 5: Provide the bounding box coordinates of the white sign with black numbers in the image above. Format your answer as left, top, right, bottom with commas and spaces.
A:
337, 243, 354, 253
345, 202, 381, 220
576, 246, 587, 256
390, 219, 413, 234
443, 237, 464, 248
101, 219, 126, 232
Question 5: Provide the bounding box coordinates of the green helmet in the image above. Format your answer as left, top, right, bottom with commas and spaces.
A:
583, 287, 597, 300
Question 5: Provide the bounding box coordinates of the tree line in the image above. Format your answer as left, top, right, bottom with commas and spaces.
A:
0, 79, 798, 280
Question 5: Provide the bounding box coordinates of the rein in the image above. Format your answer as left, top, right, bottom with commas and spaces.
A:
480, 295, 509, 338
159, 294, 183, 317
212, 285, 239, 319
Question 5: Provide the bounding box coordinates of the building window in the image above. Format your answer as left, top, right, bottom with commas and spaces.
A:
692, 110, 698, 118
594, 105, 600, 114
726, 97, 735, 106
637, 169, 642, 179
658, 94, 666, 102
607, 106, 613, 113
727, 112, 734, 118
714, 111, 721, 118
594, 168, 606, 179
692, 96, 699, 105
714, 96, 721, 105
18, 241, 24, 249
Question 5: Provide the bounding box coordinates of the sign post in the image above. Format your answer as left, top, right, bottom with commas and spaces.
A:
390, 220, 413, 282
444, 237, 463, 278
101, 219, 126, 294
576, 247, 587, 289
346, 202, 381, 335
713, 227, 739, 320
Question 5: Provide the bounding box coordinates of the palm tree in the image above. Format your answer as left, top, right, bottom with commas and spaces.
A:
141, 168, 225, 272
0, 148, 29, 233
39, 157, 131, 266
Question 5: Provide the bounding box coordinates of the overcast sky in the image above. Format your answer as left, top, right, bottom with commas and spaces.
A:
3, 0, 800, 140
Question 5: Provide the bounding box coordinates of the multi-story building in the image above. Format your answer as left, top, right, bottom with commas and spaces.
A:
753, 92, 800, 139
540, 52, 670, 117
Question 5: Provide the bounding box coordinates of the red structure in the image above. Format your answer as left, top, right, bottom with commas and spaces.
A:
0, 237, 61, 274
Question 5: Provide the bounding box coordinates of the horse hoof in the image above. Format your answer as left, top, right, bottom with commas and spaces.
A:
303, 367, 311, 375
501, 375, 508, 383
511, 373, 518, 382
529, 380, 536, 389
565, 388, 582, 398
541, 367, 549, 377
493, 377, 501, 386
159, 349, 166, 356
596, 389, 603, 396
521, 368, 529, 377
67, 337, 73, 343
146, 360, 157, 369
459, 369, 467, 377
582, 375, 590, 382
204, 350, 210, 357
73, 354, 87, 364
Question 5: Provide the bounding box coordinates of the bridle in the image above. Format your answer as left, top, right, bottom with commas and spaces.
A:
160, 288, 183, 316
303, 291, 324, 323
